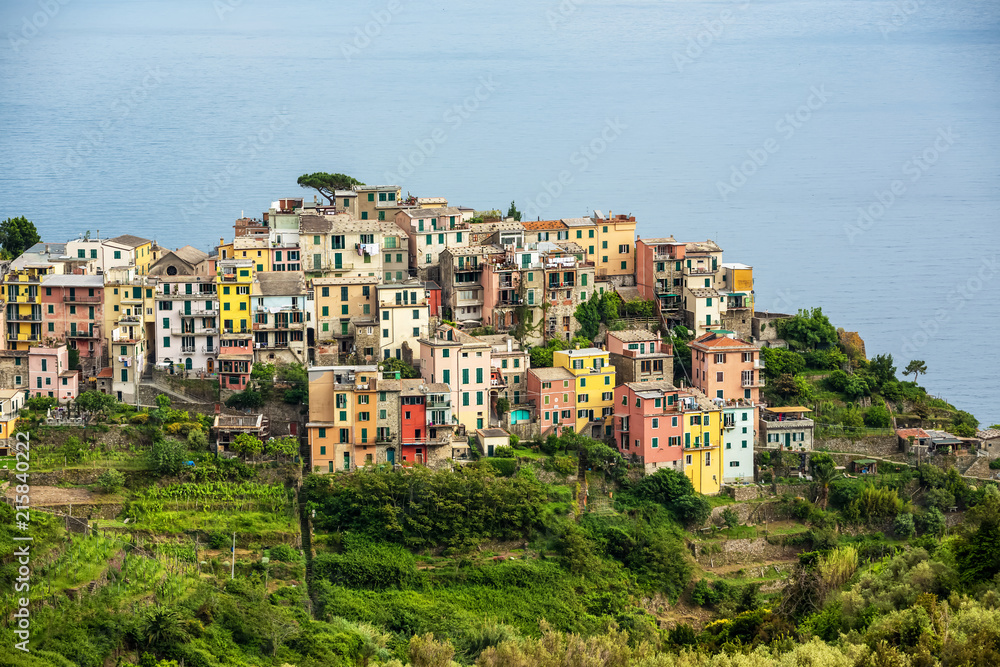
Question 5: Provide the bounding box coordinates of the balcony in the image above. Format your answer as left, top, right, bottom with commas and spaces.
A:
192, 308, 219, 316
181, 345, 196, 353
497, 296, 523, 306
742, 375, 765, 388
67, 328, 99, 338
376, 432, 395, 443
201, 346, 217, 354
120, 294, 144, 305
63, 294, 102, 303
686, 267, 716, 275
426, 398, 451, 408
6, 295, 39, 304
171, 327, 218, 336
117, 315, 142, 323
6, 312, 41, 322
219, 274, 239, 282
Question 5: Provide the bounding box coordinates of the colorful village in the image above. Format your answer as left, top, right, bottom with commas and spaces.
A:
2, 185, 989, 497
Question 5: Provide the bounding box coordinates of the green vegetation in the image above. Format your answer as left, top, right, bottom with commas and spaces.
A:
379, 356, 420, 379
296, 172, 363, 203
0, 215, 41, 258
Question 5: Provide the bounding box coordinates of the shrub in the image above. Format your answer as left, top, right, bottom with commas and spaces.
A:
492, 446, 516, 458
97, 468, 125, 494
25, 396, 57, 411
674, 495, 711, 528
990, 459, 1000, 471
925, 487, 956, 511
894, 512, 916, 537
312, 541, 418, 590
864, 405, 892, 428
721, 507, 740, 529
916, 508, 946, 537
268, 544, 300, 562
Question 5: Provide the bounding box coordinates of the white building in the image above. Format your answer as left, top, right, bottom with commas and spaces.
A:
377, 281, 430, 361
722, 401, 756, 484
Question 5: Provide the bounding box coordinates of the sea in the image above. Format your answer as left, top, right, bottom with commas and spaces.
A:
0, 0, 997, 424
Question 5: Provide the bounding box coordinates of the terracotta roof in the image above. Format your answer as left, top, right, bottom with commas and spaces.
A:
692, 332, 754, 349
96, 368, 113, 378
522, 220, 566, 231
896, 428, 930, 439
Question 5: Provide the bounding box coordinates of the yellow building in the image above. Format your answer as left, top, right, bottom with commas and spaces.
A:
232, 236, 271, 273
307, 365, 379, 473
4, 265, 53, 350
101, 270, 157, 404
680, 394, 724, 495
0, 389, 24, 440
216, 259, 255, 335
552, 347, 615, 439
106, 235, 154, 275
720, 263, 754, 311
594, 213, 636, 279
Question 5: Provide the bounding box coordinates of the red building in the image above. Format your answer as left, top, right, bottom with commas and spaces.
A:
424, 281, 442, 318
400, 381, 428, 464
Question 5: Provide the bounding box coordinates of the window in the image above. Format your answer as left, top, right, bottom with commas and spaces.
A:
462, 369, 469, 384
652, 418, 658, 429
163, 337, 170, 348
652, 437, 659, 448
114, 251, 121, 259
318, 427, 327, 438
476, 391, 483, 405
442, 369, 450, 383
463, 392, 469, 406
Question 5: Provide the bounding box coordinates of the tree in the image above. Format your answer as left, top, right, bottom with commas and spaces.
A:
951, 410, 979, 437
775, 308, 837, 350
0, 216, 41, 258
864, 404, 892, 428
573, 295, 601, 340
97, 468, 125, 494
760, 347, 806, 379
770, 373, 799, 398
721, 507, 740, 530
495, 397, 510, 420
867, 353, 897, 390
232, 433, 264, 461
76, 390, 119, 417
265, 436, 299, 460
296, 172, 363, 203
149, 438, 186, 476
224, 389, 264, 410
505, 200, 522, 222
809, 452, 838, 509
379, 357, 419, 379
904, 359, 927, 383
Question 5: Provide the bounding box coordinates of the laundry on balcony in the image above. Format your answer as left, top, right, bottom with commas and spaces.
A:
356, 243, 380, 256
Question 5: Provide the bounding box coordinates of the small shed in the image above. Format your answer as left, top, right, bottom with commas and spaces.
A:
476, 428, 510, 457
853, 459, 878, 475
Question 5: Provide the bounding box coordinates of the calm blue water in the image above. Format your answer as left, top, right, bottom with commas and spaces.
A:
1, 0, 998, 424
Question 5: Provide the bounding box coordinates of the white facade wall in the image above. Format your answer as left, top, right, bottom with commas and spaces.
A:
723, 406, 755, 483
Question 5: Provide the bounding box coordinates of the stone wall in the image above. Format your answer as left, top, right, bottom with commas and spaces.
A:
815, 435, 900, 457
692, 536, 801, 567
720, 311, 752, 341
752, 312, 792, 343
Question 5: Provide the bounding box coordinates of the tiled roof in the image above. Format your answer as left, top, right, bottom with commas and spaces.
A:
522, 220, 566, 231
40, 274, 104, 288
256, 272, 305, 296
109, 234, 151, 248
608, 329, 659, 343
897, 428, 930, 439
528, 367, 574, 382
173, 245, 209, 265
638, 237, 678, 244
692, 332, 754, 349
977, 429, 1000, 440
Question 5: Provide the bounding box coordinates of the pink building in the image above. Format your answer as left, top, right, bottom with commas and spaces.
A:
28, 345, 78, 403
526, 366, 576, 438
417, 324, 492, 432
689, 331, 763, 403
40, 274, 105, 378
613, 380, 685, 474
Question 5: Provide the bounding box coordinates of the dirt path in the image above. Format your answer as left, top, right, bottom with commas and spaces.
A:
5, 485, 112, 506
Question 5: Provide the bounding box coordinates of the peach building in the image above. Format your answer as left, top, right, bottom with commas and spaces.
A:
689, 331, 764, 403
